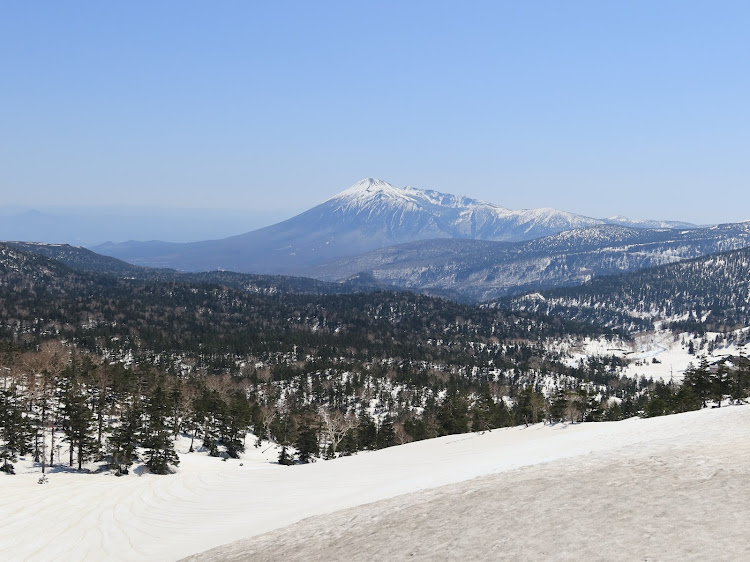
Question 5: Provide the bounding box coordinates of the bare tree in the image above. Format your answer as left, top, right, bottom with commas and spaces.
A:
319, 408, 357, 457
23, 341, 69, 472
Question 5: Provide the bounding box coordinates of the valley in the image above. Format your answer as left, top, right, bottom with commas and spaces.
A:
2, 183, 749, 561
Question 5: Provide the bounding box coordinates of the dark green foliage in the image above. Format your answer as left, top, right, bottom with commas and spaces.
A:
0, 388, 32, 459
514, 386, 546, 426
728, 355, 750, 403
549, 388, 569, 423
278, 445, 293, 465
0, 450, 16, 474
403, 417, 435, 442
108, 405, 142, 475
683, 360, 712, 409
59, 359, 100, 470
436, 393, 471, 436
295, 423, 319, 463
142, 385, 180, 474
376, 416, 396, 449
269, 411, 297, 449
220, 393, 253, 458
357, 411, 377, 450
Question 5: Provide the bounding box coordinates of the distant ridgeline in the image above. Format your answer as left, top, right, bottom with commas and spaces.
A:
86, 179, 750, 302
0, 241, 748, 475
300, 222, 750, 302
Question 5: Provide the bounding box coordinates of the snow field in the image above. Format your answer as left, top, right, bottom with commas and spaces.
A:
193, 406, 750, 561
2, 406, 749, 561
565, 329, 750, 382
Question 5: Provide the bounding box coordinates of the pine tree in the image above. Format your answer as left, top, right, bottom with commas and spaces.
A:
729, 354, 749, 404
61, 381, 97, 470
278, 445, 293, 465
0, 386, 32, 474
376, 416, 396, 449
221, 393, 252, 458
59, 355, 102, 471
549, 388, 569, 422
0, 387, 32, 457
683, 360, 712, 408
710, 364, 731, 407
295, 423, 319, 463
108, 404, 142, 475
357, 411, 377, 450
142, 385, 179, 474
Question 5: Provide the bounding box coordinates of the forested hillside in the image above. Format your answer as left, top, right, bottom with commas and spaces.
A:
501, 247, 750, 333
302, 222, 750, 301
4, 241, 384, 296
1, 243, 748, 477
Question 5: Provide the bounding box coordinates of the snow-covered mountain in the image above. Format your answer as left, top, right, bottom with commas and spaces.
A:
325, 178, 605, 242
299, 222, 750, 302
94, 178, 695, 273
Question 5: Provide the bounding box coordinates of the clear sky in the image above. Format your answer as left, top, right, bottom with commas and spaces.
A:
2, 1, 748, 225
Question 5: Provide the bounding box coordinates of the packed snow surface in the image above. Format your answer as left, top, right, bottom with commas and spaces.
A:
2, 407, 749, 561
191, 406, 750, 562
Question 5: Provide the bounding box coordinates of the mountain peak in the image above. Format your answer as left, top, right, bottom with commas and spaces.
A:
350, 178, 393, 191
329, 178, 416, 207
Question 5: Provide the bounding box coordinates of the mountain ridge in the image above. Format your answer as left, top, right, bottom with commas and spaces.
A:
94, 178, 698, 274
300, 222, 750, 302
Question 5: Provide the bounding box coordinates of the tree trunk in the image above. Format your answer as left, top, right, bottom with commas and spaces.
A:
50, 423, 55, 467
97, 408, 104, 451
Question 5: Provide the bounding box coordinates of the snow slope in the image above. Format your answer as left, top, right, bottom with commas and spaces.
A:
2, 407, 748, 561
189, 406, 750, 562
562, 329, 750, 382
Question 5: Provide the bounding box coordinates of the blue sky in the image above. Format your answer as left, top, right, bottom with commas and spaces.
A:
2, 1, 748, 225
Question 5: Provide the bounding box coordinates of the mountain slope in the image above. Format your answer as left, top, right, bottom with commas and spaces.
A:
500, 245, 750, 331
301, 222, 750, 302
94, 178, 697, 274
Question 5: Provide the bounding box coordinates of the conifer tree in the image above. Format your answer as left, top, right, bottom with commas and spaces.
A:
0, 386, 32, 474
61, 377, 97, 470
376, 416, 396, 449
295, 423, 319, 463
278, 445, 294, 465
729, 354, 749, 404
683, 360, 712, 408
357, 411, 377, 449
142, 385, 179, 474
108, 404, 142, 475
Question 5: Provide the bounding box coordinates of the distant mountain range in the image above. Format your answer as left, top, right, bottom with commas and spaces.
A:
10, 179, 750, 304
300, 222, 750, 301
94, 178, 699, 274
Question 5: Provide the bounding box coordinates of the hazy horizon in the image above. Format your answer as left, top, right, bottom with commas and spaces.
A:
2, 2, 749, 227
0, 175, 730, 247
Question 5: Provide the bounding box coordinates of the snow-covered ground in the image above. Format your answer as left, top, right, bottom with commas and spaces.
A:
1, 406, 748, 561
192, 405, 750, 562
565, 328, 750, 382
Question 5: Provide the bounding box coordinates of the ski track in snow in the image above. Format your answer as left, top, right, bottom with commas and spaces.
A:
1, 407, 749, 561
